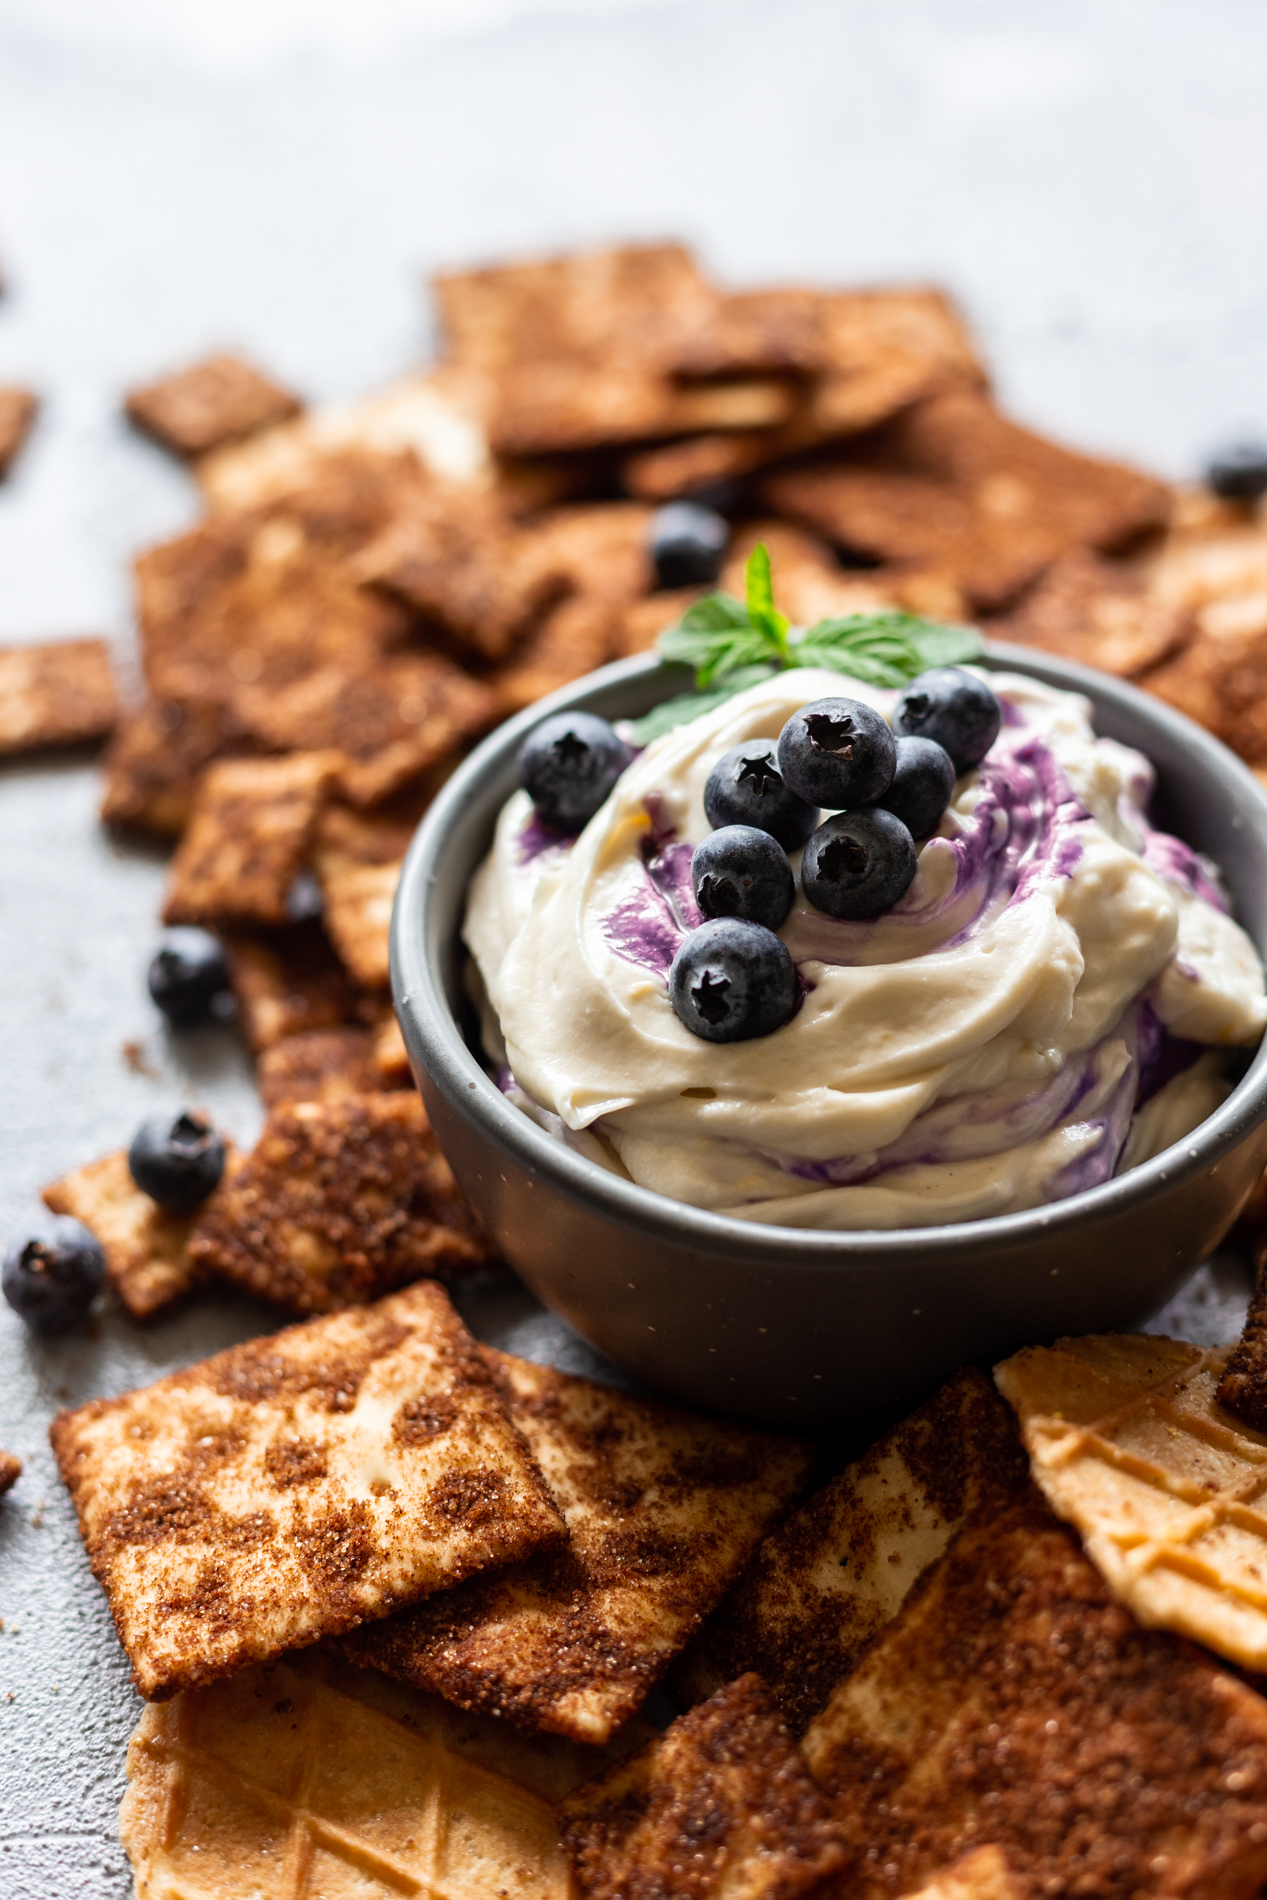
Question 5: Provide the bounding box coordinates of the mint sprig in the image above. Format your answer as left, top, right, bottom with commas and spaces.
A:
631, 545, 983, 744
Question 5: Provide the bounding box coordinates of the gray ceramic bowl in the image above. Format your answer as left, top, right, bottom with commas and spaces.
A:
391, 644, 1267, 1428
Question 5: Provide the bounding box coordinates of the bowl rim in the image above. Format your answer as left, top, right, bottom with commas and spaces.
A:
391, 641, 1267, 1269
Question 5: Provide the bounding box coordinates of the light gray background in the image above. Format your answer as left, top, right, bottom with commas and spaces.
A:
1, 2, 1265, 1890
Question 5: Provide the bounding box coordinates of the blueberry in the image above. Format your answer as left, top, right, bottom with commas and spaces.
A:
703, 742, 818, 850
1207, 442, 1267, 503
801, 809, 917, 920
3, 1217, 104, 1333
692, 826, 794, 931
776, 697, 896, 810
128, 1111, 226, 1214
649, 502, 728, 590
892, 668, 1000, 775
518, 712, 630, 835
875, 735, 957, 839
668, 918, 798, 1043
147, 927, 231, 1027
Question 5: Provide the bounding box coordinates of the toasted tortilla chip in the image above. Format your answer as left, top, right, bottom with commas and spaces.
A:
41, 1148, 237, 1320
257, 1028, 396, 1109
988, 548, 1191, 678
51, 1281, 565, 1699
997, 1333, 1267, 1675
671, 286, 827, 377
346, 1351, 815, 1744
223, 922, 361, 1052
121, 1655, 572, 1900
0, 638, 119, 756
162, 752, 338, 928
803, 1499, 1267, 1899
357, 489, 567, 661
1218, 1246, 1267, 1430
0, 385, 38, 477
373, 1010, 412, 1084
561, 1674, 845, 1900
797, 287, 986, 443
621, 430, 774, 500
526, 501, 654, 601
188, 1092, 493, 1315
99, 695, 258, 836
1138, 508, 1267, 761
493, 594, 617, 714
320, 858, 400, 989
235, 654, 496, 808
0, 1452, 21, 1496
125, 352, 302, 458
763, 390, 1171, 611
676, 1367, 1028, 1733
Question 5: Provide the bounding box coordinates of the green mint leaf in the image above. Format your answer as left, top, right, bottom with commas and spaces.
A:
656, 583, 783, 688
792, 613, 982, 686
744, 543, 789, 656
628, 666, 778, 745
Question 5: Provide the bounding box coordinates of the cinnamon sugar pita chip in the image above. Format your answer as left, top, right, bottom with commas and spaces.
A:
320, 859, 400, 990
125, 352, 302, 458
797, 287, 986, 442
257, 1028, 394, 1110
0, 1451, 20, 1496
235, 654, 496, 808
223, 922, 361, 1052
41, 1147, 236, 1320
162, 752, 338, 928
621, 430, 774, 500
492, 594, 617, 714
50, 1282, 565, 1699
801, 1500, 1267, 1900
0, 638, 119, 756
525, 501, 654, 602
561, 1675, 845, 1900
188, 1092, 493, 1316
763, 390, 1170, 611
989, 548, 1191, 678
99, 695, 257, 836
0, 385, 38, 476
357, 491, 567, 661
373, 1011, 412, 1084
345, 1350, 814, 1744
676, 1367, 1027, 1733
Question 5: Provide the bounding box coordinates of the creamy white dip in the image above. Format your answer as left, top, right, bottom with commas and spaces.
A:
465, 669, 1267, 1229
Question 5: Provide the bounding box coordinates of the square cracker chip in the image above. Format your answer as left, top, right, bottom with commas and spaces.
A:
257, 1028, 397, 1110
234, 653, 497, 809
675, 1367, 1028, 1734
187, 1092, 494, 1316
120, 1655, 572, 1900
343, 1349, 815, 1744
50, 1280, 565, 1700
162, 752, 338, 928
996, 1332, 1267, 1674
311, 802, 414, 990
222, 922, 361, 1053
987, 548, 1192, 680
100, 696, 258, 837
0, 385, 38, 477
560, 1674, 845, 1900
762, 389, 1171, 612
0, 638, 119, 756
42, 1147, 236, 1321
802, 1498, 1267, 1900
125, 352, 302, 459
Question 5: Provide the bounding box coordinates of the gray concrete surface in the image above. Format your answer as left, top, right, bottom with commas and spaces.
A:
0, 1, 1264, 1889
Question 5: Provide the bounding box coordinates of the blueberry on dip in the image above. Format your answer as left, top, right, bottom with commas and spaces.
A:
128, 1110, 225, 1214
801, 809, 917, 921
519, 712, 630, 834
649, 501, 728, 590
893, 667, 1001, 774
3, 1217, 104, 1333
703, 742, 818, 849
777, 696, 896, 809
692, 826, 795, 931
669, 918, 798, 1043
875, 735, 957, 840
147, 927, 230, 1027
466, 667, 1267, 1230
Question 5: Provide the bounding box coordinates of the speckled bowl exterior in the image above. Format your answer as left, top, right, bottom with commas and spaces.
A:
391, 644, 1267, 1428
